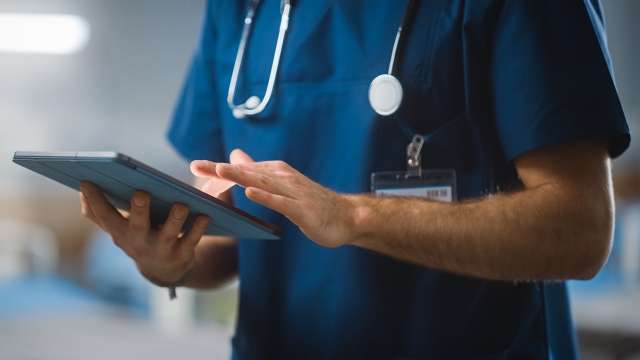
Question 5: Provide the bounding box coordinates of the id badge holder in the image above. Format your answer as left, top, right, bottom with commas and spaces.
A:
371, 135, 457, 203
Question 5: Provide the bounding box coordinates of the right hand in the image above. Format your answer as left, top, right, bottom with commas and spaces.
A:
80, 182, 209, 285
78, 148, 253, 285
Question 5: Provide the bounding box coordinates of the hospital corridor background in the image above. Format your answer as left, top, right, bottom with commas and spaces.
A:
0, 0, 639, 359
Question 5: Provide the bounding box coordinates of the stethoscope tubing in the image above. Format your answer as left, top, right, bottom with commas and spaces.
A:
227, 0, 291, 119
227, 0, 414, 119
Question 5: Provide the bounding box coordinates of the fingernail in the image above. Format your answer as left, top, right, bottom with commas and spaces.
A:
133, 196, 146, 207
173, 206, 187, 219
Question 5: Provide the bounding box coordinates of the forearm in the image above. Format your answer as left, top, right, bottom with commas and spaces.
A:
347, 181, 612, 281
211, 142, 613, 282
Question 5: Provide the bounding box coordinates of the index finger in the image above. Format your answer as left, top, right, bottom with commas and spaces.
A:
191, 149, 255, 179
216, 163, 292, 197
190, 160, 220, 178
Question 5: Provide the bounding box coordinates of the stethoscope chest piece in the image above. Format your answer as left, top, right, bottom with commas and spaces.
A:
369, 74, 403, 116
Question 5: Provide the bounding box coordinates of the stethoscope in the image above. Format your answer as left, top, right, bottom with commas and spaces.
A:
227, 0, 415, 119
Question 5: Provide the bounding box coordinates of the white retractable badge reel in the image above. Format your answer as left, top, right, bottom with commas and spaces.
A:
369, 74, 403, 116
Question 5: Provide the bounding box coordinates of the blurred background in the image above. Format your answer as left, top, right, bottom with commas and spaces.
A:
0, 1, 638, 359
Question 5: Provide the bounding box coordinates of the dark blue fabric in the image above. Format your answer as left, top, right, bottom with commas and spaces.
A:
544, 283, 580, 360
168, 1, 630, 359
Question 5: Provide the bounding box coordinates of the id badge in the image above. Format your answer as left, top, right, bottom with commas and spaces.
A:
371, 169, 456, 202
370, 135, 457, 203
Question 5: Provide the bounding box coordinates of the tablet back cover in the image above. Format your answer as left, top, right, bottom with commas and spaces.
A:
13, 151, 279, 240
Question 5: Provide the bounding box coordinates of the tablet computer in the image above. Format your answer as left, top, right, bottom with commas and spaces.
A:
13, 151, 280, 240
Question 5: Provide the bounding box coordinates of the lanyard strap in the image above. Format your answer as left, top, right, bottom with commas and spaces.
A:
388, 0, 417, 75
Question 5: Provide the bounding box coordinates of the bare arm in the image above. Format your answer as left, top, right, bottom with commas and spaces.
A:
212, 142, 614, 281
347, 142, 613, 280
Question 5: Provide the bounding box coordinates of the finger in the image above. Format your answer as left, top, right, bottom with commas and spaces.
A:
80, 192, 100, 225
232, 161, 303, 181
216, 163, 291, 197
190, 160, 219, 178
202, 178, 236, 197
191, 160, 237, 197
235, 160, 292, 173
230, 148, 255, 164
180, 215, 210, 250
129, 191, 150, 232
245, 187, 302, 222
159, 203, 189, 242
189, 148, 255, 177
80, 182, 127, 235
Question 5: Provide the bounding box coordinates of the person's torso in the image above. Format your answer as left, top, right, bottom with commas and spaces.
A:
208, 1, 548, 358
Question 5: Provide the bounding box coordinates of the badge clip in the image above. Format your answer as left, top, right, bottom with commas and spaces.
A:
370, 134, 457, 202
406, 134, 424, 177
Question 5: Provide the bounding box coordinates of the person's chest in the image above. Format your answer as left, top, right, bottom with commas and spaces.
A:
211, 0, 468, 134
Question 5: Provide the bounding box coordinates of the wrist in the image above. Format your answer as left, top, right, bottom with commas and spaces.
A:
137, 262, 195, 289
343, 194, 376, 247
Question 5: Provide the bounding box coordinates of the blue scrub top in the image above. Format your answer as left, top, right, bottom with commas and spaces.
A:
168, 1, 630, 359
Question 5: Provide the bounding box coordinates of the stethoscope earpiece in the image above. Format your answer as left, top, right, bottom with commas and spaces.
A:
231, 96, 262, 119
228, 0, 291, 119
232, 107, 246, 119
245, 96, 261, 110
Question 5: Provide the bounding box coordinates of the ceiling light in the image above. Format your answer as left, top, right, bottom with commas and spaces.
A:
0, 13, 90, 55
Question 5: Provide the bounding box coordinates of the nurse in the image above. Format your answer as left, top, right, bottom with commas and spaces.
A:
80, 0, 630, 358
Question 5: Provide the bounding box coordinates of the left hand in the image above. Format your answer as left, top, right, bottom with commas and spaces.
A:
196, 150, 355, 248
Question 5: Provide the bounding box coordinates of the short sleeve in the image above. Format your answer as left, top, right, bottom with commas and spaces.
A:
491, 0, 630, 161
167, 1, 225, 163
